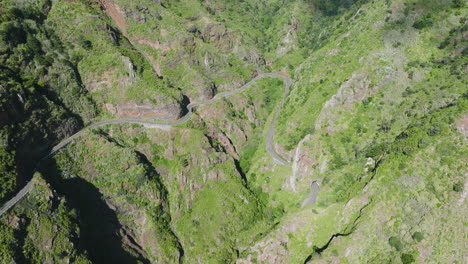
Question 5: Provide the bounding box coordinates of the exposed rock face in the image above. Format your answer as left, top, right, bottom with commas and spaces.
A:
49, 118, 81, 142
122, 56, 137, 80
187, 24, 198, 34
142, 130, 238, 211
200, 83, 217, 100
203, 23, 236, 50
237, 213, 311, 264
207, 131, 239, 160
100, 0, 128, 34
83, 56, 137, 93
456, 114, 468, 138
277, 27, 298, 57
235, 47, 265, 66
287, 134, 312, 192
121, 4, 162, 24
315, 72, 372, 132
181, 35, 196, 53
104, 98, 182, 120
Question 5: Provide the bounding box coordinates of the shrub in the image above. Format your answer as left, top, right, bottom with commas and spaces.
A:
412, 231, 424, 242
79, 39, 93, 50
453, 182, 463, 192
428, 125, 441, 136
417, 137, 430, 148
309, 0, 364, 16
26, 34, 42, 53
412, 16, 434, 29
439, 37, 451, 49
388, 236, 403, 251
0, 22, 27, 46
365, 142, 388, 158
401, 253, 415, 264
452, 0, 465, 8
331, 154, 347, 169
362, 96, 373, 106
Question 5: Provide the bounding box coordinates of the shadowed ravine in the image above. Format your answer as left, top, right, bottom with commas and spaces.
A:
0, 72, 291, 216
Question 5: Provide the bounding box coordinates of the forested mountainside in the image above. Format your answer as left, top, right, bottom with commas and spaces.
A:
0, 0, 466, 263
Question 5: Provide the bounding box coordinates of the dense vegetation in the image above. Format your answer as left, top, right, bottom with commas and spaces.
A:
308, 0, 367, 15
0, 0, 466, 263
0, 1, 97, 203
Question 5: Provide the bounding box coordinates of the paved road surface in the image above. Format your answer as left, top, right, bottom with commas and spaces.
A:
265, 73, 291, 165
0, 72, 291, 216
302, 181, 320, 207
0, 181, 34, 216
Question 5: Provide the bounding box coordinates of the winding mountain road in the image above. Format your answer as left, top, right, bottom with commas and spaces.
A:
0, 72, 291, 216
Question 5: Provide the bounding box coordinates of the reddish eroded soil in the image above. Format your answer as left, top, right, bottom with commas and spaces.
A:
455, 113, 468, 138
136, 38, 173, 52
103, 100, 182, 120
100, 0, 128, 35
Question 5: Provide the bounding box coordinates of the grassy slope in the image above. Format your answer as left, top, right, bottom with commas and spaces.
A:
46, 0, 179, 104
0, 173, 92, 263
315, 98, 468, 263
107, 123, 270, 263
240, 0, 467, 263
0, 0, 466, 263
105, 0, 259, 99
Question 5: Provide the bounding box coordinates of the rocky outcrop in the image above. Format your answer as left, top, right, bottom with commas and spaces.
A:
315, 72, 372, 132
122, 5, 162, 24
203, 23, 236, 50
104, 98, 182, 120
200, 82, 217, 100
455, 114, 468, 138
206, 131, 239, 160
288, 134, 312, 192
100, 0, 128, 34
277, 27, 298, 57
181, 35, 196, 53
83, 56, 137, 92
187, 24, 199, 34
137, 38, 173, 53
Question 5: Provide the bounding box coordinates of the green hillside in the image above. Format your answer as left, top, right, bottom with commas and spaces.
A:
0, 0, 466, 263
